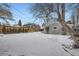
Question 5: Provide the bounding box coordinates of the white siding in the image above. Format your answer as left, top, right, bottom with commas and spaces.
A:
48, 22, 63, 34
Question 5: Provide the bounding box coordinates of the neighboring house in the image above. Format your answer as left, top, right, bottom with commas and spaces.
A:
74, 8, 79, 27
66, 20, 74, 29
23, 23, 40, 32
72, 8, 79, 31
13, 24, 21, 27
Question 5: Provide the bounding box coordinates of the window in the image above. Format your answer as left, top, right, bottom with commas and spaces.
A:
53, 27, 57, 29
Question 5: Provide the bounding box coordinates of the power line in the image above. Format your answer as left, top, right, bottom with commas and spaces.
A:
11, 6, 37, 23
11, 6, 31, 20
12, 6, 27, 18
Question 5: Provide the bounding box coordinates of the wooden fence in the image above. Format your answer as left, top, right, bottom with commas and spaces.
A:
0, 25, 39, 34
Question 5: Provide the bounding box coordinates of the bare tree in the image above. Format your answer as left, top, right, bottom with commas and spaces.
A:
30, 3, 54, 24
0, 3, 13, 25
57, 3, 79, 47
30, 3, 79, 47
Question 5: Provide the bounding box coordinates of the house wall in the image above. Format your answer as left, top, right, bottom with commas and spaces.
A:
48, 22, 63, 34
74, 8, 79, 27
43, 22, 64, 34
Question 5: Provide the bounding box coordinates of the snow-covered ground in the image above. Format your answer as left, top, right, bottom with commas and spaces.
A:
0, 32, 77, 56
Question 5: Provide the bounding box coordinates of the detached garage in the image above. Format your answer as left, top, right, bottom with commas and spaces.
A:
43, 22, 65, 34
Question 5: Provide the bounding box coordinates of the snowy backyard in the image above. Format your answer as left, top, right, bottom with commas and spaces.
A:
0, 32, 79, 56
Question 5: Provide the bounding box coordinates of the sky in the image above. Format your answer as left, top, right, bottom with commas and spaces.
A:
1, 3, 77, 26
8, 3, 43, 26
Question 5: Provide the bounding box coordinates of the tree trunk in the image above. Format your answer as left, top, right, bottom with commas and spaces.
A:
57, 3, 79, 47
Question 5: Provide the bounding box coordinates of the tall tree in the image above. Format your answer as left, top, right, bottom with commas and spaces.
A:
18, 20, 22, 26
30, 3, 79, 47
30, 3, 54, 24
57, 3, 79, 47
